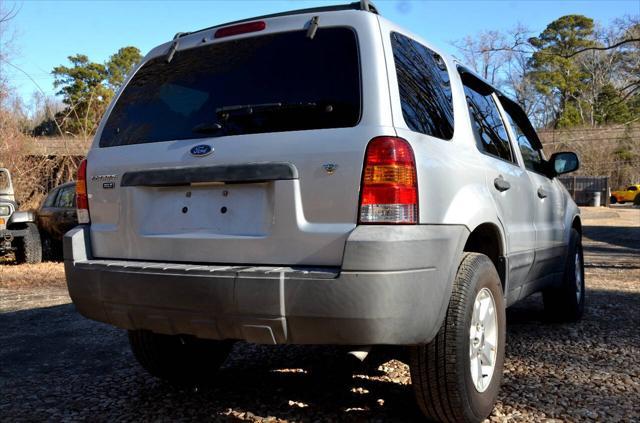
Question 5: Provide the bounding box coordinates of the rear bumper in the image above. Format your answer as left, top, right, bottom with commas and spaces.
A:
1, 229, 27, 252
64, 224, 468, 345
1, 228, 28, 238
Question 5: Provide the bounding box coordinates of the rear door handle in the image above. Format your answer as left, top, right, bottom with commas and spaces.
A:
493, 176, 511, 192
537, 187, 548, 199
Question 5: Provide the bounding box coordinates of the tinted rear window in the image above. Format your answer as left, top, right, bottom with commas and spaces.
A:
501, 105, 544, 173
100, 28, 361, 147
463, 84, 514, 163
391, 32, 454, 140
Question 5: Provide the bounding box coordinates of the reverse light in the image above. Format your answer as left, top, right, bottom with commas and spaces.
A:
214, 21, 266, 39
76, 159, 90, 224
359, 137, 418, 224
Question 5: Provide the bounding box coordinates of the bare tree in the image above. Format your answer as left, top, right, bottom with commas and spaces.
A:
453, 16, 640, 129
451, 24, 556, 126
0, 3, 80, 209
452, 30, 510, 85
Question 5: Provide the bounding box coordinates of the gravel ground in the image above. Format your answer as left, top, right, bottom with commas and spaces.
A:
1, 208, 638, 422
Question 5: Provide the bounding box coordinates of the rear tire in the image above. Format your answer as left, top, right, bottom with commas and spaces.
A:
543, 229, 585, 322
14, 223, 42, 264
128, 330, 234, 384
609, 196, 617, 204
410, 253, 506, 422
634, 194, 640, 206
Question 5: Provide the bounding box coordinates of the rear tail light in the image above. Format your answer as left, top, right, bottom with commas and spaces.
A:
76, 159, 90, 224
359, 137, 418, 224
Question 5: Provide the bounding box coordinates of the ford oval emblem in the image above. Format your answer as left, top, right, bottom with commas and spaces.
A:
190, 144, 213, 157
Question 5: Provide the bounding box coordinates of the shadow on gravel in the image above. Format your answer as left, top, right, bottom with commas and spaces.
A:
583, 225, 640, 250
1, 285, 638, 421
0, 304, 419, 421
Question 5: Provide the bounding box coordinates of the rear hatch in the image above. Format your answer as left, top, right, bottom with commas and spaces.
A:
86, 12, 392, 266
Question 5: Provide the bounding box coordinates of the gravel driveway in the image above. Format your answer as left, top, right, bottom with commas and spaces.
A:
1, 208, 638, 422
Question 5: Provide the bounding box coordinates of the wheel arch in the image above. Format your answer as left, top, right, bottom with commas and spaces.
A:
462, 222, 506, 292
571, 215, 582, 235
8, 210, 36, 226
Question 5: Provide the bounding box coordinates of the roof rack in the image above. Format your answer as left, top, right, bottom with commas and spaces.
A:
173, 1, 379, 40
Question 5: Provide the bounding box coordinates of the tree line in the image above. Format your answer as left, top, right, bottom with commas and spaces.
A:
453, 14, 639, 129
32, 47, 142, 138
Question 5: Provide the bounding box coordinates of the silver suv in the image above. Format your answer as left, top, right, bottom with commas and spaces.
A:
64, 2, 583, 421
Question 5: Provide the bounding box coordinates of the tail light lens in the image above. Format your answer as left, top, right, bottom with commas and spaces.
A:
359, 137, 418, 224
76, 159, 90, 224
215, 21, 266, 39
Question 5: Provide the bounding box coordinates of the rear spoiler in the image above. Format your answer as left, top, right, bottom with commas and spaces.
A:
173, 1, 379, 40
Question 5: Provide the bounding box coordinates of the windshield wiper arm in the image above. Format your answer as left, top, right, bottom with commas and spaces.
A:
215, 102, 320, 117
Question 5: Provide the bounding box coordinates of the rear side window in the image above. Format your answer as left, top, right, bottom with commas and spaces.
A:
501, 109, 544, 173
55, 186, 76, 208
100, 28, 361, 147
463, 85, 514, 163
391, 32, 454, 140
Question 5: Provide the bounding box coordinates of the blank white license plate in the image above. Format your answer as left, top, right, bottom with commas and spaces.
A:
136, 183, 272, 237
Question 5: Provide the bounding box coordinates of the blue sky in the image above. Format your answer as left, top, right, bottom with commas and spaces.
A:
3, 0, 639, 109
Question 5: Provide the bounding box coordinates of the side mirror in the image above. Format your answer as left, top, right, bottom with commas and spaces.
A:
549, 152, 579, 176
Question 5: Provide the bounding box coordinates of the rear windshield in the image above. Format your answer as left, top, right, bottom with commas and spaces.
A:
99, 27, 361, 147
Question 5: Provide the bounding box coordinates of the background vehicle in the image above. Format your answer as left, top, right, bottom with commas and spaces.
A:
0, 168, 42, 264
37, 182, 78, 260
610, 184, 640, 204
64, 3, 583, 422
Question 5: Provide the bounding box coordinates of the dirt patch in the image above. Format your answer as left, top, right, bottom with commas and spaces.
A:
0, 262, 69, 313
580, 207, 640, 268
580, 206, 640, 227
0, 262, 66, 289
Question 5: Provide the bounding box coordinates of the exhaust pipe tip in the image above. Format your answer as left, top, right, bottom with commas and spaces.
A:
3, 233, 13, 242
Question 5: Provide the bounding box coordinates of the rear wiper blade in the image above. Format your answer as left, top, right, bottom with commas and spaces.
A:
215, 101, 322, 117
192, 122, 224, 134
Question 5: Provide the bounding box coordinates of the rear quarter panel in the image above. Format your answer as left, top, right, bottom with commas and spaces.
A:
378, 17, 506, 249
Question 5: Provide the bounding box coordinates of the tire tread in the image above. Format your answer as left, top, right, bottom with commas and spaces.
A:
410, 252, 504, 422
15, 223, 42, 264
